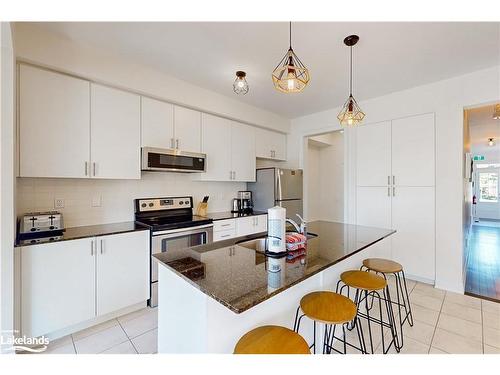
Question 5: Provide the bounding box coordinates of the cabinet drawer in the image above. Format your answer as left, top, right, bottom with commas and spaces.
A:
213, 228, 237, 242
214, 219, 236, 232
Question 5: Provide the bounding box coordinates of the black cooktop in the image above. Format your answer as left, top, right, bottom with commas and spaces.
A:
136, 214, 212, 232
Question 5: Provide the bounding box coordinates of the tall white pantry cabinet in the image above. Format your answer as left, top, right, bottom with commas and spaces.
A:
355, 113, 435, 281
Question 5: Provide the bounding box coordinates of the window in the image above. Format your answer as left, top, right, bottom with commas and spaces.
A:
479, 172, 499, 203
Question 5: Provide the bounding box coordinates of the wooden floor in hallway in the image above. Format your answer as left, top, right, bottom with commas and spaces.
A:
465, 222, 500, 302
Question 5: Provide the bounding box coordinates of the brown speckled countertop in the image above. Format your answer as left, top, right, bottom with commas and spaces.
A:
153, 220, 395, 314
16, 221, 149, 247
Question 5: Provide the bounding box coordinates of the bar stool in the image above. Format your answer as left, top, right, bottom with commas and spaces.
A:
337, 270, 399, 354
293, 291, 366, 354
361, 258, 414, 350
234, 325, 310, 354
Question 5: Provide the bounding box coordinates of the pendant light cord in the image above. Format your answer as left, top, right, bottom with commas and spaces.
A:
349, 46, 353, 96
289, 21, 292, 49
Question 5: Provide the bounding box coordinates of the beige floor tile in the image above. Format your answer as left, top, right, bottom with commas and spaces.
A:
72, 318, 119, 341
431, 328, 482, 354
412, 282, 446, 299
41, 342, 76, 354
46, 335, 73, 350
482, 299, 500, 314
437, 313, 482, 342
484, 344, 500, 354
74, 325, 129, 354
400, 320, 435, 345
483, 326, 500, 349
444, 292, 481, 309
482, 310, 500, 330
429, 346, 448, 354
441, 300, 482, 324
131, 328, 158, 354
116, 307, 152, 324
409, 303, 440, 326
119, 308, 158, 339
376, 336, 429, 354
409, 290, 443, 311
101, 340, 137, 354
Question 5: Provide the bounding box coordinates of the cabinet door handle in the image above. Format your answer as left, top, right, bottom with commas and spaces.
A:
270, 150, 273, 157
221, 223, 231, 227
387, 187, 391, 197
392, 175, 395, 185
100, 239, 104, 254
221, 234, 230, 238
93, 162, 97, 176
229, 171, 232, 180
90, 240, 94, 256
233, 171, 236, 180
170, 138, 174, 148
387, 175, 390, 185
393, 187, 396, 196
176, 139, 179, 149
85, 161, 88, 176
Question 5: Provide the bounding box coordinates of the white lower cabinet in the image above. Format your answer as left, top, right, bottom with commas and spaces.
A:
21, 238, 96, 338
96, 231, 150, 316
212, 215, 268, 242
20, 231, 149, 337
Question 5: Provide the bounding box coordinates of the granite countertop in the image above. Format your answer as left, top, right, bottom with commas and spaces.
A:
153, 220, 396, 314
203, 211, 267, 221
15, 221, 149, 247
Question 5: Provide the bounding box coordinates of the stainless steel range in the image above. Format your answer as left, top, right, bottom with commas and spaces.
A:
134, 196, 213, 307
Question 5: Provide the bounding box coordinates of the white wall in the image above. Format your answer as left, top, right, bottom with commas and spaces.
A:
290, 65, 500, 293
12, 23, 290, 133
0, 22, 15, 351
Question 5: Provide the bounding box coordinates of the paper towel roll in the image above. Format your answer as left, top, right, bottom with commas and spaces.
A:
267, 206, 286, 253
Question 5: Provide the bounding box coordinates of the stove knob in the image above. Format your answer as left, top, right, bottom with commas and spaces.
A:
185, 200, 189, 205
149, 203, 154, 207
141, 203, 147, 208
179, 201, 184, 205
30, 239, 36, 244
49, 226, 54, 230
30, 228, 37, 232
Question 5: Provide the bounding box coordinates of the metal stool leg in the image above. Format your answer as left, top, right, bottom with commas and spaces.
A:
401, 270, 414, 326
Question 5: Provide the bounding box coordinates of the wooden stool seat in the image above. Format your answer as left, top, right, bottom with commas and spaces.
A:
362, 258, 403, 273
300, 291, 357, 325
234, 325, 310, 354
340, 270, 387, 291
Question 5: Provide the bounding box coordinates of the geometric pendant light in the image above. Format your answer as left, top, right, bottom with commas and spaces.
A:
337, 35, 365, 126
493, 104, 500, 120
272, 22, 310, 93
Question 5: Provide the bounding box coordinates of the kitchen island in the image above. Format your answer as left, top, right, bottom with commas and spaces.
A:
154, 220, 395, 353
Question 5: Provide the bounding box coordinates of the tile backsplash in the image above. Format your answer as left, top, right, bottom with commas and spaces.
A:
17, 173, 245, 228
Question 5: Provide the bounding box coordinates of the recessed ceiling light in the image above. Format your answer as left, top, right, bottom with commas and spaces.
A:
488, 138, 495, 146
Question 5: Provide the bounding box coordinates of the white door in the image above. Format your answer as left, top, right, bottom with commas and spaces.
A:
141, 97, 174, 149
174, 106, 201, 152
391, 186, 435, 280
96, 231, 150, 316
356, 121, 392, 186
21, 238, 95, 337
197, 113, 232, 181
91, 84, 141, 179
475, 167, 500, 220
19, 64, 91, 178
356, 186, 392, 258
231, 122, 256, 182
392, 113, 435, 186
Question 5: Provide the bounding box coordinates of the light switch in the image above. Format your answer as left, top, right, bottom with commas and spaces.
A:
92, 195, 102, 207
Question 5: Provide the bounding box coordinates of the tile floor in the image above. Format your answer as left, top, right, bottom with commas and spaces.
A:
39, 279, 500, 354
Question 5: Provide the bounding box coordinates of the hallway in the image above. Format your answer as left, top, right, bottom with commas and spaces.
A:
465, 222, 500, 301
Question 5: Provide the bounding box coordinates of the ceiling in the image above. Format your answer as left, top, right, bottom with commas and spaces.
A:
28, 22, 500, 119
468, 105, 500, 161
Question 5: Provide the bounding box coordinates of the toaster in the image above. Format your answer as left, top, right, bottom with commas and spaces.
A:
19, 211, 64, 234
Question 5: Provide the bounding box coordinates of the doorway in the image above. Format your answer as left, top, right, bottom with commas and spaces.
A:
464, 104, 500, 302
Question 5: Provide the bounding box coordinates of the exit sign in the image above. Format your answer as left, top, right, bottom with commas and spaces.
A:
473, 155, 485, 161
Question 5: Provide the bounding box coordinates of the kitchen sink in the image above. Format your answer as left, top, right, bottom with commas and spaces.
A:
237, 232, 318, 253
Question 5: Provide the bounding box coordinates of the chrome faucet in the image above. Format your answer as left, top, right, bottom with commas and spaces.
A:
286, 214, 307, 234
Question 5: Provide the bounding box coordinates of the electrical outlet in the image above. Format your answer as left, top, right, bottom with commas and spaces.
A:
91, 195, 102, 207
54, 198, 65, 209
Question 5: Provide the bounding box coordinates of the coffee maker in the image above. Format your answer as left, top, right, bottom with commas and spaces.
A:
238, 191, 253, 214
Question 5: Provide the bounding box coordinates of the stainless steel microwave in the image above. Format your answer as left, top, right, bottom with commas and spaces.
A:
141, 147, 206, 173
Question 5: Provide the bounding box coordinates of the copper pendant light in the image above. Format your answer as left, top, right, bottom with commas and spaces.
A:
337, 35, 365, 126
272, 22, 310, 93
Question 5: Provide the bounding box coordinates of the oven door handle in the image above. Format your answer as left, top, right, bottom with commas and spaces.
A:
152, 224, 214, 237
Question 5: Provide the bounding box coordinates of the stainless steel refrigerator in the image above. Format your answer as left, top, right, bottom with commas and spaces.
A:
247, 168, 303, 219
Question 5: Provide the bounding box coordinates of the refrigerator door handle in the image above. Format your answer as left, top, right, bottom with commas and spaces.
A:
276, 170, 282, 201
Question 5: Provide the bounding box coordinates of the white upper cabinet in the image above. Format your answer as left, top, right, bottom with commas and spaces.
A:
356, 121, 392, 186
231, 122, 256, 182
90, 84, 141, 179
19, 64, 91, 178
174, 106, 201, 152
392, 113, 435, 186
198, 113, 232, 181
255, 127, 287, 161
141, 97, 174, 149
